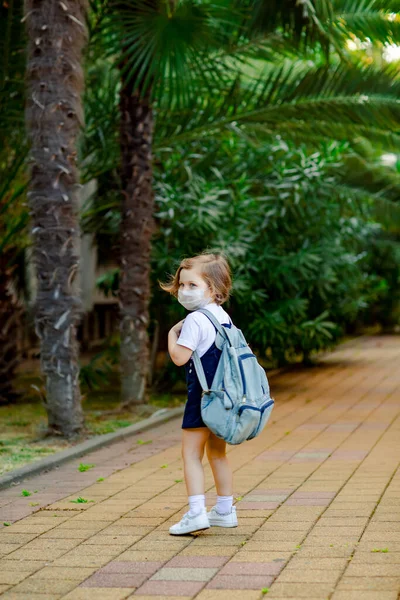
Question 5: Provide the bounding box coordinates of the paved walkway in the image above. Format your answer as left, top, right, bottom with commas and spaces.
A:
0, 335, 400, 600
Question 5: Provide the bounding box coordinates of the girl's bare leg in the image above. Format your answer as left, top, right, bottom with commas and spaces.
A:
206, 432, 233, 496
182, 428, 210, 496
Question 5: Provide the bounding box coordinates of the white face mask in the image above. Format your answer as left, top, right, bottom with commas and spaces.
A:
178, 287, 211, 311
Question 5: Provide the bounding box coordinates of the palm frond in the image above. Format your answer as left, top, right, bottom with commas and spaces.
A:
101, 0, 239, 108
156, 61, 400, 146
309, 0, 400, 48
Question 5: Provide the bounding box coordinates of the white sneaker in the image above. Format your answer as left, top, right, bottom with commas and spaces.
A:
208, 505, 238, 527
169, 509, 210, 535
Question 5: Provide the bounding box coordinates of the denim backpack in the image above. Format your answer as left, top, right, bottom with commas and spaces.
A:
192, 309, 274, 445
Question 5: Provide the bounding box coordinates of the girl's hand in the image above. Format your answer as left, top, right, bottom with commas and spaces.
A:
171, 319, 185, 336
168, 319, 192, 366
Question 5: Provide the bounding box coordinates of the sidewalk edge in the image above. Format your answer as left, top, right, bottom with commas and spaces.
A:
0, 406, 184, 491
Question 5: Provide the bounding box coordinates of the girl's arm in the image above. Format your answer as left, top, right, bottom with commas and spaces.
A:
168, 320, 193, 366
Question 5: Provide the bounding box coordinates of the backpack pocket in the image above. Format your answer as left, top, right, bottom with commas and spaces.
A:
246, 398, 275, 440
201, 391, 231, 440
225, 403, 260, 445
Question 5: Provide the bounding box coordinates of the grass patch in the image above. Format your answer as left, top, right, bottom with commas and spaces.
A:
0, 365, 186, 477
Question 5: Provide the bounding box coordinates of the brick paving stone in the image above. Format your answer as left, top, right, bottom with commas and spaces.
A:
40, 528, 95, 539
0, 543, 21, 556
336, 576, 400, 590
53, 554, 112, 568
238, 541, 300, 553
351, 552, 400, 564
29, 566, 97, 580
82, 535, 141, 546
345, 563, 400, 577
131, 597, 192, 600
0, 533, 38, 544
116, 550, 179, 562
231, 552, 290, 563
10, 578, 77, 594
206, 575, 274, 589
80, 572, 148, 587
165, 556, 229, 568
0, 559, 47, 572
150, 567, 218, 581
0, 571, 33, 585
286, 556, 348, 569
0, 594, 62, 600
196, 592, 261, 600
218, 561, 283, 576
190, 535, 248, 546
101, 561, 164, 574
357, 541, 400, 552
276, 569, 342, 583
179, 547, 234, 557
133, 580, 205, 595
259, 520, 311, 531
63, 588, 134, 599
332, 592, 398, 600
264, 582, 336, 597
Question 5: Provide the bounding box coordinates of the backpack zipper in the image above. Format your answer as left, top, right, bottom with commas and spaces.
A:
222, 379, 234, 408
238, 399, 274, 417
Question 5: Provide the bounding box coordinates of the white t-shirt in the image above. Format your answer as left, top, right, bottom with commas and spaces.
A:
177, 303, 231, 358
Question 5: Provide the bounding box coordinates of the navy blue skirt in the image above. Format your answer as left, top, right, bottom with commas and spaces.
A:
182, 342, 221, 429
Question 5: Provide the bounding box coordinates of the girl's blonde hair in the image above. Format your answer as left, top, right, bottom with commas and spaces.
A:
160, 252, 232, 305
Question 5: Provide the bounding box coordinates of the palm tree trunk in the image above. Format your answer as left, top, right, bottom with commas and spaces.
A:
118, 75, 154, 407
24, 0, 87, 436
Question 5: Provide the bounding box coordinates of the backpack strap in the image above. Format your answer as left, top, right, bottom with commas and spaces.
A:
197, 308, 231, 340
192, 351, 210, 393
192, 308, 233, 394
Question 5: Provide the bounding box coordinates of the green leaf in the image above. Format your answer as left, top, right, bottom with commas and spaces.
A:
78, 463, 95, 472
21, 490, 32, 497
70, 497, 89, 504
3, 522, 11, 526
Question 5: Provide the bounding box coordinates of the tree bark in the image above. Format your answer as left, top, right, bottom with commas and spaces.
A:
118, 74, 154, 407
24, 0, 87, 436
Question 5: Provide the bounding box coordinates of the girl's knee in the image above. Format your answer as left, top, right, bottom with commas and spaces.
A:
182, 444, 204, 462
206, 444, 227, 462
206, 435, 227, 461
208, 451, 227, 463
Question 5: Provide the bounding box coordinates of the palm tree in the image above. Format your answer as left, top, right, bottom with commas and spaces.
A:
88, 0, 234, 407
24, 0, 88, 436
117, 54, 154, 408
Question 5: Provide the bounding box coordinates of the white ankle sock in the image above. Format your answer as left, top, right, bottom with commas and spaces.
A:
188, 494, 205, 517
216, 495, 233, 515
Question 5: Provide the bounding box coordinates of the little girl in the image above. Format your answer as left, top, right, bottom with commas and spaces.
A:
161, 252, 238, 535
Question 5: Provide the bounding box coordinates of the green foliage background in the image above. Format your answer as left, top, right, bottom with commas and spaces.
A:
150, 135, 400, 370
